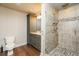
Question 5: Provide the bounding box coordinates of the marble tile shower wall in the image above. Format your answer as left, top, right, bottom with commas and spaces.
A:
44, 4, 58, 54
57, 16, 79, 55
42, 4, 79, 55
49, 16, 79, 56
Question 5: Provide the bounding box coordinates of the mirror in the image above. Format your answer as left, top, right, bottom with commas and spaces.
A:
36, 15, 41, 32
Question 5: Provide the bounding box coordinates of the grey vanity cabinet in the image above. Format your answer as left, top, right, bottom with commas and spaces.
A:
30, 34, 41, 51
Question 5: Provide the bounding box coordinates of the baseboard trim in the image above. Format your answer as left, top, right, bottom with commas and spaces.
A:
15, 42, 27, 48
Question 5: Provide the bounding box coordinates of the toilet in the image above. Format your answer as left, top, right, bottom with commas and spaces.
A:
5, 36, 15, 56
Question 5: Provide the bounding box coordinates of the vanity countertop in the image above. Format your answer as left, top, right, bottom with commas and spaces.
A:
30, 31, 41, 35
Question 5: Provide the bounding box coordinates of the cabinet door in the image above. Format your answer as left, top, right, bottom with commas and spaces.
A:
30, 34, 41, 51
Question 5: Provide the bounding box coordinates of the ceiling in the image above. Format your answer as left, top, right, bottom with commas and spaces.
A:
0, 3, 78, 15
0, 3, 41, 15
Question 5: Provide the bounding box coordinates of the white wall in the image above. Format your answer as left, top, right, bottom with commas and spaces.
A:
0, 6, 27, 50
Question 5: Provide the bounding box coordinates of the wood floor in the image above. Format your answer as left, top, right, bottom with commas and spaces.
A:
13, 44, 40, 56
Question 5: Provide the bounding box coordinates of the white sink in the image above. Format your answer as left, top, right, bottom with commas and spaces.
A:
30, 31, 41, 35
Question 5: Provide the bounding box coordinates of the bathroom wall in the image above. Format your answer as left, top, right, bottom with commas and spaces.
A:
0, 6, 27, 50
58, 4, 79, 52
41, 4, 58, 54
